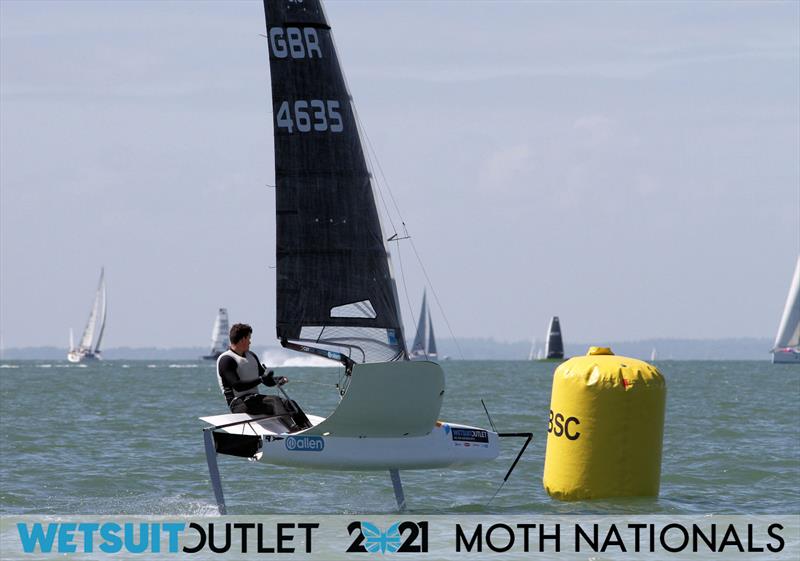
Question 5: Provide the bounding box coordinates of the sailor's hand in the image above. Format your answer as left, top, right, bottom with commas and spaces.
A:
275, 376, 288, 386
260, 370, 275, 386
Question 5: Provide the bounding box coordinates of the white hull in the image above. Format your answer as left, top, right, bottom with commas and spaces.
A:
67, 350, 101, 363
201, 412, 498, 470
772, 349, 800, 364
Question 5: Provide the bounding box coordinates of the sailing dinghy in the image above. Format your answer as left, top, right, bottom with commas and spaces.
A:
200, 0, 531, 512
67, 268, 107, 363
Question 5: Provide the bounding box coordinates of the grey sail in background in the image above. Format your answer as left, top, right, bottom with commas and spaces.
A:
545, 316, 564, 359
410, 291, 428, 357
263, 0, 406, 363
409, 290, 438, 360
427, 309, 438, 359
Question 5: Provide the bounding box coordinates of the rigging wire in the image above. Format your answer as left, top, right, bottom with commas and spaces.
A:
392, 237, 419, 352
354, 109, 465, 360
332, 15, 463, 360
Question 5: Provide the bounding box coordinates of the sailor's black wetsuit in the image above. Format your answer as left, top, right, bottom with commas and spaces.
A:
216, 349, 280, 414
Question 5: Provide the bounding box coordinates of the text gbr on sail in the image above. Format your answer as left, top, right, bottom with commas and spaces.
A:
269, 27, 322, 59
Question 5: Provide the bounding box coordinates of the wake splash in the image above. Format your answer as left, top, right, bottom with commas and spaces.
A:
260, 348, 340, 368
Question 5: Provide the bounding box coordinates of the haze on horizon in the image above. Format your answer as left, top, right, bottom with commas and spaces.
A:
1, 1, 798, 350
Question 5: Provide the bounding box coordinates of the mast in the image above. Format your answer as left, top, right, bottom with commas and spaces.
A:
264, 0, 407, 364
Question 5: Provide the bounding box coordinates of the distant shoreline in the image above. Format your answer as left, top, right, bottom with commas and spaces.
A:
0, 338, 775, 361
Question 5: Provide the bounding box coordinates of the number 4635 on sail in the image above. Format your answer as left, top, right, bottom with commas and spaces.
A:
275, 99, 343, 133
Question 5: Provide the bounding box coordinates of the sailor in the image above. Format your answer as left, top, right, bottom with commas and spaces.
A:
216, 323, 294, 420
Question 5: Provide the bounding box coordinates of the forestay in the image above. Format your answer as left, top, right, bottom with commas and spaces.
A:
264, 0, 406, 364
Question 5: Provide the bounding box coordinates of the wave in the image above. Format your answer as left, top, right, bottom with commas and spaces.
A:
260, 349, 340, 368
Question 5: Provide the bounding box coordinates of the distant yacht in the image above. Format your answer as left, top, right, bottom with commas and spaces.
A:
772, 256, 800, 364
203, 308, 230, 360
650, 347, 658, 362
409, 291, 438, 361
542, 316, 565, 360
67, 269, 107, 363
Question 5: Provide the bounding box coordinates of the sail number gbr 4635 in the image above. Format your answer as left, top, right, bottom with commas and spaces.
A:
275, 100, 343, 134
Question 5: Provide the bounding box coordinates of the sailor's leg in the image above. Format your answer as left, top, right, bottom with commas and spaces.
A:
389, 469, 406, 512
203, 429, 227, 515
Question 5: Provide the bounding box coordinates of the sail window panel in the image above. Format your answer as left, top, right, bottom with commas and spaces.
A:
330, 300, 376, 319
297, 325, 403, 364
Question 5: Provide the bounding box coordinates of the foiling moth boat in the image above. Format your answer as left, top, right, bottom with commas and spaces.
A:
200, 0, 531, 512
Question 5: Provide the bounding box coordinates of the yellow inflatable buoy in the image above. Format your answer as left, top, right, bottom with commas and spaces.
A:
543, 346, 666, 500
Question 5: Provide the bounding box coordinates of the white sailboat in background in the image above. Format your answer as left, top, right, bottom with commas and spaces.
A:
67, 268, 107, 363
772, 255, 800, 364
202, 308, 230, 360
409, 290, 438, 361
650, 347, 658, 362
200, 0, 530, 513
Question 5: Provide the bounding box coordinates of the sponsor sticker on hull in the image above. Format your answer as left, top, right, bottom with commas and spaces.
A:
450, 428, 489, 444
285, 435, 325, 452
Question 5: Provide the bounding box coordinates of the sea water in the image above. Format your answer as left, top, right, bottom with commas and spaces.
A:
0, 359, 797, 517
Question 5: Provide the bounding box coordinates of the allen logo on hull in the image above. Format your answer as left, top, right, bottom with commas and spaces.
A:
285, 435, 325, 452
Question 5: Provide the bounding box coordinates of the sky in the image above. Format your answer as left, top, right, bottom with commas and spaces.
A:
1, 0, 798, 350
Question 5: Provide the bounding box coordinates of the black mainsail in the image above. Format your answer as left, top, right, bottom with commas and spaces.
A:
263, 0, 406, 364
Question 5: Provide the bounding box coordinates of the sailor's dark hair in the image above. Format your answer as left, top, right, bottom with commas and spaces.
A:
229, 323, 252, 345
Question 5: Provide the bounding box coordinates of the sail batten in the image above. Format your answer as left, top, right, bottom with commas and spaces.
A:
264, 0, 406, 363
